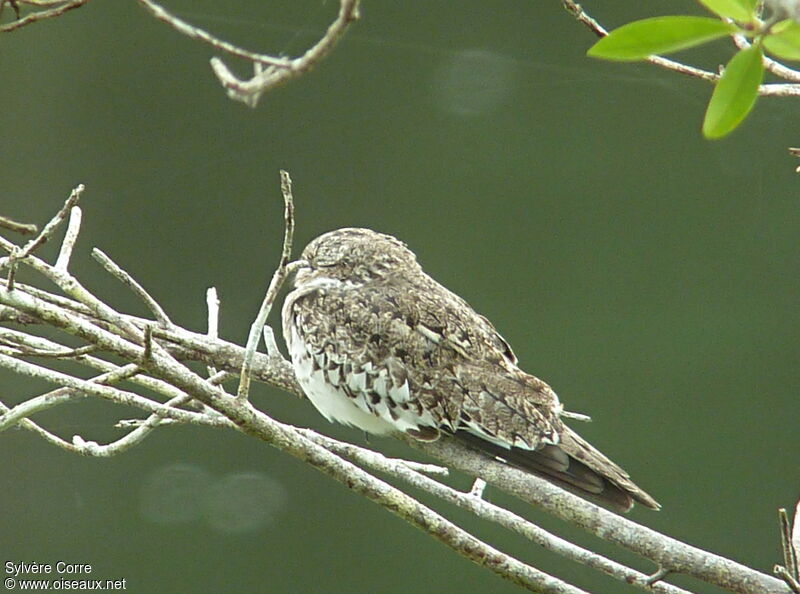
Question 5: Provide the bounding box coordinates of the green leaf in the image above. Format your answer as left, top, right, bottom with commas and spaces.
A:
702, 45, 764, 139
697, 0, 756, 22
763, 20, 800, 61
587, 16, 738, 61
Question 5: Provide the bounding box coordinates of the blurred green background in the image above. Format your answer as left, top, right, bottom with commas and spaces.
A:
1, 1, 798, 592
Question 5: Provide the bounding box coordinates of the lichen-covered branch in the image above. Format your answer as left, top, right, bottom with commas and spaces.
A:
0, 182, 791, 594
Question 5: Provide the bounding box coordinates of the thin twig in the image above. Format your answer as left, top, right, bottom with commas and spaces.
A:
733, 31, 800, 83
12, 343, 96, 359
206, 287, 220, 340
205, 287, 219, 377
0, 215, 37, 235
469, 477, 487, 498
237, 170, 297, 400
0, 398, 87, 452
2, 184, 84, 290
16, 0, 80, 6
775, 566, 800, 593
294, 428, 449, 476
262, 325, 282, 359
0, 0, 90, 33
6, 183, 83, 259
646, 567, 671, 585
210, 0, 361, 106
780, 508, 800, 582
71, 392, 194, 457
0, 326, 190, 404
136, 0, 360, 107
142, 324, 154, 362
135, 0, 291, 67
92, 248, 172, 327
54, 205, 82, 271
794, 500, 800, 577
0, 352, 202, 425
0, 363, 140, 432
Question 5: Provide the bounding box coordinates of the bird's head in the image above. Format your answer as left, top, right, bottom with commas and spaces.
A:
293, 227, 420, 286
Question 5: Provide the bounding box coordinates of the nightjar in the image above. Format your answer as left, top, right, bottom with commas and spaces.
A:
281, 228, 659, 511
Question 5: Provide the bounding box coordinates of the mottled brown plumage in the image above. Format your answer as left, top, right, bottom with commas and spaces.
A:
282, 228, 659, 511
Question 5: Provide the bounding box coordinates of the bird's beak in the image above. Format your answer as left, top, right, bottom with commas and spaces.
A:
285, 259, 310, 285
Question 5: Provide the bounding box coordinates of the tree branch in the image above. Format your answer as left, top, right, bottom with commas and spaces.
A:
0, 182, 791, 594
237, 170, 297, 400
0, 0, 90, 33
137, 0, 361, 107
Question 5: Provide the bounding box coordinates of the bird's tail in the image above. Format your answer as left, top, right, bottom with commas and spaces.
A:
455, 426, 660, 512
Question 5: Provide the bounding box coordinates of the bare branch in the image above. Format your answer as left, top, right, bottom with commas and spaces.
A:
0, 215, 37, 236
134, 0, 291, 68
71, 392, 194, 457
0, 351, 198, 424
205, 286, 220, 378
0, 231, 143, 341
1, 180, 792, 594
0, 325, 188, 403
1, 183, 84, 290
780, 507, 800, 582
0, 0, 90, 33
775, 566, 800, 594
412, 437, 787, 593
209, 0, 360, 106
131, 351, 590, 593
469, 477, 487, 498
776, 504, 800, 591
92, 247, 172, 327
237, 170, 297, 400
0, 397, 85, 452
300, 430, 692, 594
137, 0, 360, 107
294, 428, 449, 477
54, 205, 82, 271
262, 325, 282, 360
794, 500, 800, 576
3, 184, 83, 262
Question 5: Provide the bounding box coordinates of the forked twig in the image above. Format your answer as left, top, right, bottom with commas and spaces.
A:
2, 184, 84, 290
137, 0, 360, 107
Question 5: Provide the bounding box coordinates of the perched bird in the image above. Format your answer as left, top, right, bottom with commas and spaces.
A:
282, 228, 660, 511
